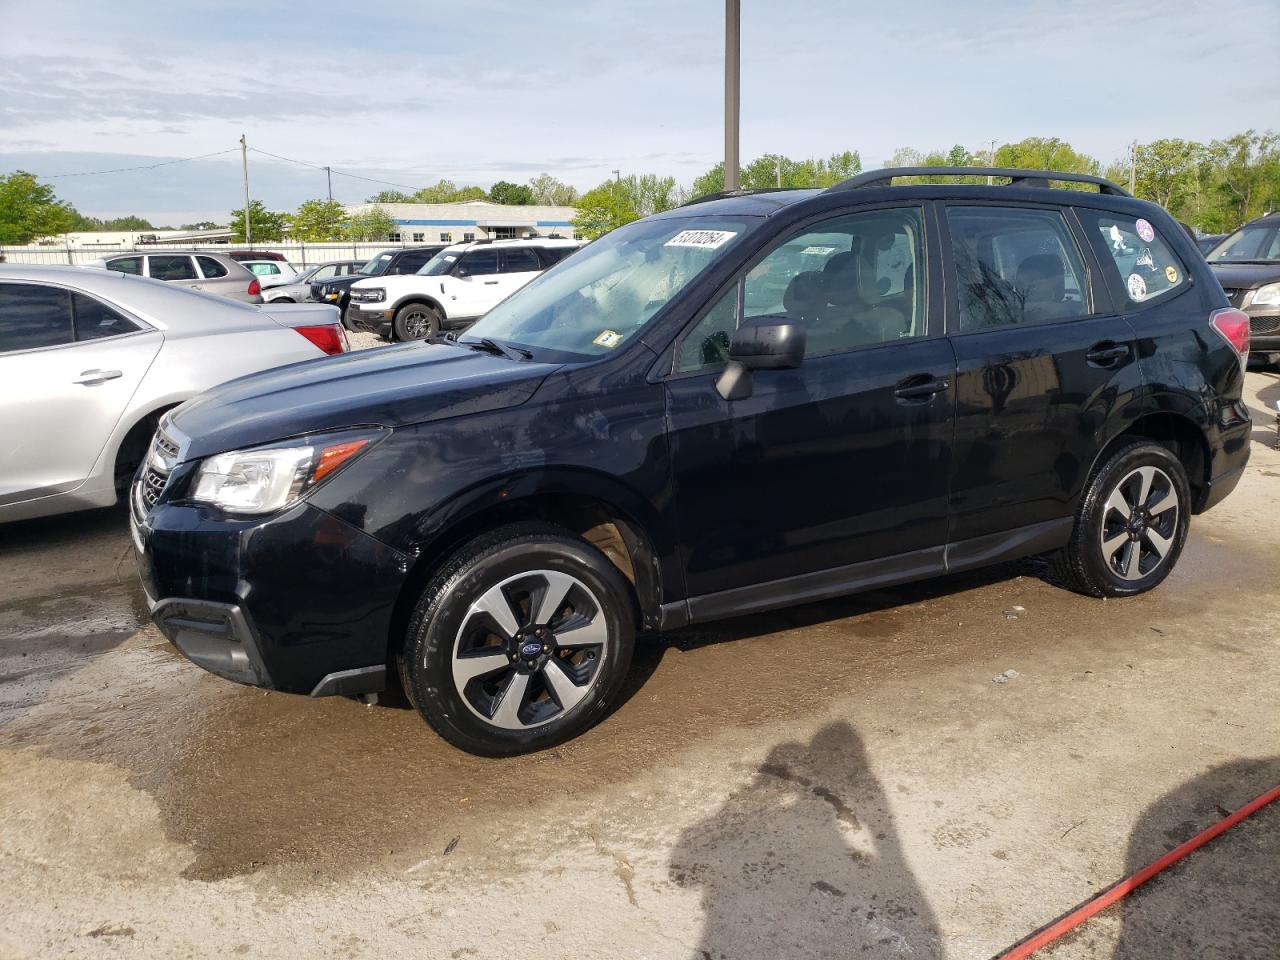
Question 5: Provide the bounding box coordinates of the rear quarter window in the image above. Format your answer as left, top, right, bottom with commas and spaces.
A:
1078, 208, 1190, 309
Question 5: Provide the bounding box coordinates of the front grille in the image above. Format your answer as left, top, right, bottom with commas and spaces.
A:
1222, 288, 1247, 307
1250, 316, 1280, 335
134, 425, 181, 515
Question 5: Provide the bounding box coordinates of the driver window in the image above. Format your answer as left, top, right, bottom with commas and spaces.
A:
675, 207, 925, 373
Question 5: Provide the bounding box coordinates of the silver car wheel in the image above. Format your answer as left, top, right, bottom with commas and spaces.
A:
451, 570, 609, 731
1099, 465, 1180, 581
400, 307, 433, 339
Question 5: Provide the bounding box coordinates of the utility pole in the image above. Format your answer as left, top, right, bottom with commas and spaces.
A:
724, 0, 740, 192
988, 139, 997, 185
1128, 140, 1137, 195
240, 134, 252, 248
612, 168, 622, 227
325, 165, 333, 201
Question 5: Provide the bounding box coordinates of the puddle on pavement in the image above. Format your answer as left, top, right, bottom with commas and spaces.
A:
0, 499, 1272, 886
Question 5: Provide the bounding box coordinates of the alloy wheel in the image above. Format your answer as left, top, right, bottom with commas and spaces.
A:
1099, 465, 1180, 581
401, 308, 433, 339
451, 570, 609, 730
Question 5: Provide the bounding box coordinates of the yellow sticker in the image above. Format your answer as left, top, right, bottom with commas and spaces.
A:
1165, 265, 1179, 284
593, 329, 624, 349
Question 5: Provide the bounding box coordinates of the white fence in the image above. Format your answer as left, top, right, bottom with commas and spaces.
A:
0, 241, 416, 269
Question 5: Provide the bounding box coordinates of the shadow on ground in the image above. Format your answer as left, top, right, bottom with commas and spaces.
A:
670, 721, 943, 960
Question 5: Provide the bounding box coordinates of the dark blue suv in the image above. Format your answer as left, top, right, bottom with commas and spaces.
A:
132, 167, 1252, 755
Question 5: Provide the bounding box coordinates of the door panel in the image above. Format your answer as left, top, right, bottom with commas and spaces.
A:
0, 333, 162, 503
666, 337, 956, 598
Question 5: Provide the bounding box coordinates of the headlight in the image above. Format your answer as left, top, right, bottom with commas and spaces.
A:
1252, 282, 1280, 306
350, 287, 385, 303
189, 430, 382, 516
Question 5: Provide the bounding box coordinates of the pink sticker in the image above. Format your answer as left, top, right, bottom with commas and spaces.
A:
1135, 218, 1155, 243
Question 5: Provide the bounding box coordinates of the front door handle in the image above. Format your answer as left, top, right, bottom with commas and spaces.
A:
73, 369, 123, 385
893, 375, 950, 402
1086, 341, 1129, 366
483, 280, 500, 285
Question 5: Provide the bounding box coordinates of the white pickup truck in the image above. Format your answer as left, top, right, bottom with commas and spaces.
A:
345, 238, 580, 341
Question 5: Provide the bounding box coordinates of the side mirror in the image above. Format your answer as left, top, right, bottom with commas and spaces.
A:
716, 317, 806, 401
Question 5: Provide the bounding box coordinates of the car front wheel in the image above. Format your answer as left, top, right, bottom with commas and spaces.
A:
1054, 440, 1191, 598
400, 523, 636, 756
393, 303, 442, 341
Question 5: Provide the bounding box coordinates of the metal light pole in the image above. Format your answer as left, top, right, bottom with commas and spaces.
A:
724, 0, 740, 192
612, 168, 622, 227
988, 139, 997, 185
325, 165, 333, 201
240, 134, 252, 248
1128, 140, 1137, 195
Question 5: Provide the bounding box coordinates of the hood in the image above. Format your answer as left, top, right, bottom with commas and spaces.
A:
169, 341, 559, 460
1208, 261, 1280, 289
319, 273, 371, 292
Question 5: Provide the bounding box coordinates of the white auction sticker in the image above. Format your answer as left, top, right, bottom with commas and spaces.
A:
1127, 273, 1148, 301
665, 229, 737, 250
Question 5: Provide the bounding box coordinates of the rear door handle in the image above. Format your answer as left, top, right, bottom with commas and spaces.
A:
73, 369, 123, 385
893, 375, 950, 402
1086, 342, 1129, 366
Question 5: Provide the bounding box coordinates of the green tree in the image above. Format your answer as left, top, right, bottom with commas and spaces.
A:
692, 150, 861, 198
344, 207, 396, 241
366, 189, 414, 203
229, 200, 288, 243
691, 162, 725, 198
571, 183, 638, 239
290, 198, 347, 241
489, 180, 534, 205
994, 137, 1101, 190
411, 180, 488, 204
180, 220, 221, 230
0, 171, 79, 244
528, 173, 579, 206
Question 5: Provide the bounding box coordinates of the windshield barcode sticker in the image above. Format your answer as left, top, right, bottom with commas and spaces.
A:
665, 229, 737, 250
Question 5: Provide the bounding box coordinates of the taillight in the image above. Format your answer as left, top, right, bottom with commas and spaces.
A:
1210, 307, 1249, 364
248, 278, 261, 296
295, 323, 348, 356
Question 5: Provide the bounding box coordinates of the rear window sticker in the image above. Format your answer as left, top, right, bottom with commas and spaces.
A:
1128, 273, 1148, 301
665, 229, 737, 250
1135, 218, 1156, 243
1165, 265, 1179, 284
1135, 248, 1155, 269
1109, 225, 1132, 253
593, 329, 624, 349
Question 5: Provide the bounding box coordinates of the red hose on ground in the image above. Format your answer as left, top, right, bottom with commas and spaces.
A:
992, 783, 1280, 960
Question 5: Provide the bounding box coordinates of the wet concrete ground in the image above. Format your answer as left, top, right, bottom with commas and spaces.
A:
1, 371, 1277, 959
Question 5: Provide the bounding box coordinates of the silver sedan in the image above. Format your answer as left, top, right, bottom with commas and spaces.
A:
0, 265, 348, 523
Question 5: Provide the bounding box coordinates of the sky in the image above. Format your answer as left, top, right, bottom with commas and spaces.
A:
1, 0, 1276, 225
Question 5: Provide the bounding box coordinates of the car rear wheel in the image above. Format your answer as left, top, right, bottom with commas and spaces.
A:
393, 303, 442, 341
271, 296, 295, 303
399, 523, 636, 756
1054, 440, 1191, 598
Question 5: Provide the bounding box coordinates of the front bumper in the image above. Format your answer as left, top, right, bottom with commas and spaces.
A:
132, 480, 410, 697
345, 301, 388, 331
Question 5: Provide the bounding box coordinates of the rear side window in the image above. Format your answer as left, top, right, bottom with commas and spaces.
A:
946, 206, 1090, 331
104, 256, 142, 275
196, 256, 229, 278
73, 293, 140, 340
500, 249, 542, 273
247, 262, 280, 276
1077, 208, 1189, 307
148, 255, 197, 281
0, 283, 74, 352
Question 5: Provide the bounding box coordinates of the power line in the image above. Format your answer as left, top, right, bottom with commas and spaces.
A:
247, 146, 421, 192
42, 147, 240, 178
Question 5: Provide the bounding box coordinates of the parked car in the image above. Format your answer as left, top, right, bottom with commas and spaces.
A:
133, 167, 1251, 756
1205, 212, 1280, 365
0, 265, 348, 524
262, 260, 365, 304
1197, 233, 1228, 254
313, 247, 445, 324
226, 250, 288, 263
346, 238, 581, 341
86, 251, 263, 303
240, 259, 300, 288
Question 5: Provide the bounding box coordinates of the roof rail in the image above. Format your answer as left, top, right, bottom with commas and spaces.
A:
680, 186, 816, 207
825, 167, 1131, 197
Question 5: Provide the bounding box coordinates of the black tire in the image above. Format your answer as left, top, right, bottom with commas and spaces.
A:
399, 522, 636, 756
393, 302, 442, 341
1053, 440, 1191, 598
271, 296, 295, 304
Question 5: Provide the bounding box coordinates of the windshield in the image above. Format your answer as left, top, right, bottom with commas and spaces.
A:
463, 216, 757, 360
418, 249, 462, 275
1207, 223, 1280, 263
294, 265, 319, 283
358, 251, 395, 276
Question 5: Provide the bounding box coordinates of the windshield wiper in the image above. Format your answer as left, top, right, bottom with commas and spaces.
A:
461, 337, 532, 361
